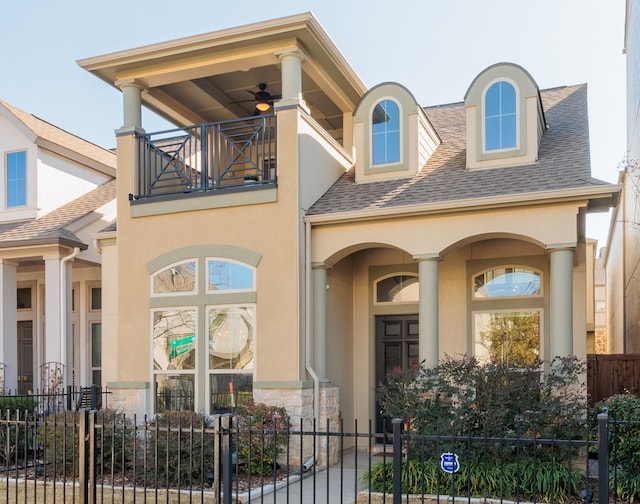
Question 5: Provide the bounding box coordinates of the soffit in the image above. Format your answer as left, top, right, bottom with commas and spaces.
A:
78, 13, 366, 133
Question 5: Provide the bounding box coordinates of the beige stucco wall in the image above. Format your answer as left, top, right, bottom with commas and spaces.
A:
314, 203, 588, 424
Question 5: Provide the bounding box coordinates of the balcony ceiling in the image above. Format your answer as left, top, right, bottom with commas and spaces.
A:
78, 13, 367, 140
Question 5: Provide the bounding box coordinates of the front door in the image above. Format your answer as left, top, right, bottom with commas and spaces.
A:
17, 321, 33, 395
375, 315, 419, 433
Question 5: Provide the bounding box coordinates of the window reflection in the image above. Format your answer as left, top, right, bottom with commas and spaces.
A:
153, 261, 196, 294
153, 309, 196, 370
485, 81, 517, 151
207, 260, 254, 291
376, 275, 419, 303
208, 306, 254, 370
474, 267, 540, 298
372, 99, 400, 165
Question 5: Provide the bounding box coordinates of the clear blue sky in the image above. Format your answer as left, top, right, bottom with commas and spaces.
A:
0, 0, 626, 246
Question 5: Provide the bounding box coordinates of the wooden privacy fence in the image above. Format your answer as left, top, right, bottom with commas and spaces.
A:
587, 353, 640, 403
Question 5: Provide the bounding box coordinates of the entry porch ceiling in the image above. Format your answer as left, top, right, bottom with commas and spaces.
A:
78, 13, 367, 140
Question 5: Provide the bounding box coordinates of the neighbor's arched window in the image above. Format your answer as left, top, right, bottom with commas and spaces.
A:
484, 81, 517, 151
375, 274, 419, 303
372, 99, 401, 165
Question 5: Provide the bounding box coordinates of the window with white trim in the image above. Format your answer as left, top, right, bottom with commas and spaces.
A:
6, 150, 27, 208
372, 99, 401, 165
151, 257, 255, 414
484, 81, 517, 151
472, 266, 542, 365
375, 274, 419, 304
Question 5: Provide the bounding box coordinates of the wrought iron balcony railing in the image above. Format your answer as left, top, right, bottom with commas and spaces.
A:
133, 114, 276, 200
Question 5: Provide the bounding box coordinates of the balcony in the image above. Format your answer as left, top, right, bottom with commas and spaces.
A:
131, 114, 276, 202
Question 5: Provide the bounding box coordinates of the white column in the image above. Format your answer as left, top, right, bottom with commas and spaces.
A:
116, 79, 144, 132
312, 263, 330, 381
0, 260, 18, 392
44, 255, 63, 365
548, 245, 575, 358
415, 254, 440, 369
275, 48, 308, 112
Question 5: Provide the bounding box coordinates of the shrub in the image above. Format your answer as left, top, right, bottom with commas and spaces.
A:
0, 404, 38, 466
233, 400, 290, 475
37, 409, 134, 477
593, 393, 640, 501
377, 354, 588, 465
145, 410, 215, 487
0, 396, 38, 415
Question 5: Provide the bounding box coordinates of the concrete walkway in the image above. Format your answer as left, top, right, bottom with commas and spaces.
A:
269, 448, 369, 503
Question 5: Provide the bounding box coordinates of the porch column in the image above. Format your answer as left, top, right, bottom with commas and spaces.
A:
312, 262, 330, 381
414, 254, 440, 369
116, 79, 144, 132
0, 260, 18, 392
275, 48, 308, 112
548, 245, 575, 358
44, 253, 74, 389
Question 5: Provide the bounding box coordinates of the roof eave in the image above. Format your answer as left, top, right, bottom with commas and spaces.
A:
305, 184, 622, 225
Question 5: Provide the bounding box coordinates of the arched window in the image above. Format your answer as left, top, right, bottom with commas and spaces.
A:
473, 267, 540, 299
151, 260, 197, 295
151, 256, 256, 414
375, 274, 419, 303
372, 99, 401, 165
472, 266, 542, 366
484, 81, 517, 151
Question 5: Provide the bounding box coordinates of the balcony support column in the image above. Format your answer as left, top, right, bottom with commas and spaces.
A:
116, 79, 145, 134
275, 48, 309, 112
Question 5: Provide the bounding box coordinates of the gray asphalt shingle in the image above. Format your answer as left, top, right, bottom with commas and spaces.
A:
308, 84, 608, 216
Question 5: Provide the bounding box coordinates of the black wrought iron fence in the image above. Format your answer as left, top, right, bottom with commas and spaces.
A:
0, 409, 636, 504
0, 386, 107, 416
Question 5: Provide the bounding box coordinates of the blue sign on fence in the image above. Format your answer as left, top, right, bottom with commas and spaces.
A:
440, 452, 460, 473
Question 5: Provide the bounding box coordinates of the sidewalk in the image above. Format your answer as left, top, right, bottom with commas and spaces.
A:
270, 448, 368, 503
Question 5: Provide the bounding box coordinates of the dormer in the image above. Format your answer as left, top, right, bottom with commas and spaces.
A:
353, 83, 440, 183
464, 63, 546, 170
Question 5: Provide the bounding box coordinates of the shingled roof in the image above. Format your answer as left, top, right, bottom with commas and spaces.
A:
0, 101, 116, 173
308, 84, 611, 216
0, 180, 116, 249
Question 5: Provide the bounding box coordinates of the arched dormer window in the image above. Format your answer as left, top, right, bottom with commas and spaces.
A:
464, 63, 545, 169
372, 99, 401, 165
484, 80, 517, 151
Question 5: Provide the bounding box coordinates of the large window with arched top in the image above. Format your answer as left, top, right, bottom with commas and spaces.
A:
375, 274, 419, 304
472, 266, 543, 366
484, 81, 517, 151
151, 256, 256, 414
372, 99, 401, 165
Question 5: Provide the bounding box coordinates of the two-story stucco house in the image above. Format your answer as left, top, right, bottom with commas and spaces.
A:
79, 13, 619, 429
0, 100, 116, 395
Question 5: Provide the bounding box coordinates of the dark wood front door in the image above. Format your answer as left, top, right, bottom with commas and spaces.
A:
17, 321, 33, 395
375, 315, 419, 433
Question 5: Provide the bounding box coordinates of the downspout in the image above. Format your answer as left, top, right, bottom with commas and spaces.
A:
60, 247, 80, 389
304, 220, 319, 469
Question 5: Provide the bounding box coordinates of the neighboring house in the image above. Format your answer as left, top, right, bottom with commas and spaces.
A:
607, 0, 640, 353
79, 13, 619, 433
0, 100, 116, 394
587, 241, 607, 354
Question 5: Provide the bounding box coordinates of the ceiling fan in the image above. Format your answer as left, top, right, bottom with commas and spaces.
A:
230, 83, 281, 114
